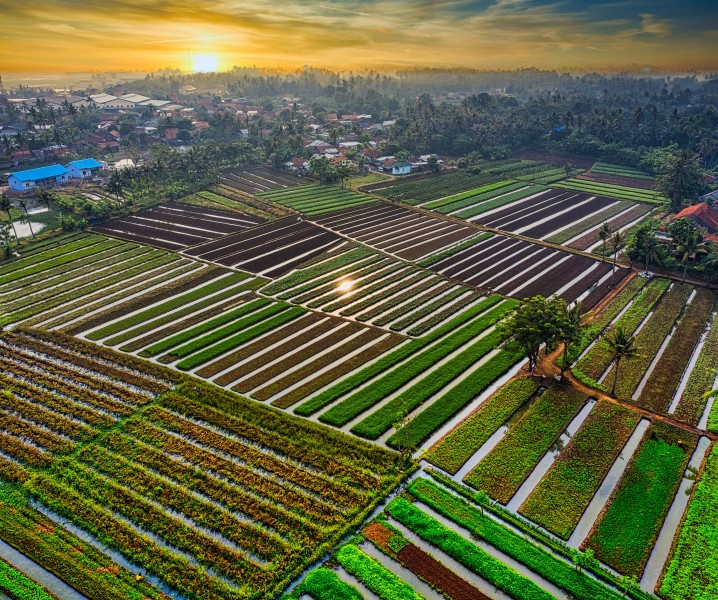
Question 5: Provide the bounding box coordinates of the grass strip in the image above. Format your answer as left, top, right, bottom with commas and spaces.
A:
464, 386, 587, 503
425, 378, 540, 474
405, 478, 625, 600
519, 401, 640, 539
386, 496, 555, 600
454, 185, 546, 220
295, 295, 502, 416
321, 299, 516, 427
0, 556, 58, 600
334, 544, 426, 600
585, 422, 697, 576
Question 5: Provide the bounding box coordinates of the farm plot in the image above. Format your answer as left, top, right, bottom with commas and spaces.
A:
554, 178, 666, 204
428, 231, 621, 304
0, 233, 206, 327
391, 477, 628, 600
262, 242, 482, 334
584, 162, 656, 189
468, 187, 632, 241
306, 296, 523, 445
659, 444, 718, 600
463, 386, 589, 504
311, 201, 475, 261
565, 204, 653, 250
258, 184, 376, 215
92, 201, 262, 250
365, 160, 549, 204
219, 166, 309, 194
584, 421, 698, 577
184, 216, 344, 277
0, 330, 405, 600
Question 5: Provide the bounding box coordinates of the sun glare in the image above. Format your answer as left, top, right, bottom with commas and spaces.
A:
337, 279, 355, 292
192, 54, 219, 73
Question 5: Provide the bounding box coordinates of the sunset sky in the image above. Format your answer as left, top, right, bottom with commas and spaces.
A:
1, 0, 717, 74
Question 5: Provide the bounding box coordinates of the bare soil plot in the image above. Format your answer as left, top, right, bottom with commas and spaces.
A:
185, 216, 344, 277
312, 202, 474, 261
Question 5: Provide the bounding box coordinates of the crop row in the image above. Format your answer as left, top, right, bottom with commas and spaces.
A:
426, 378, 540, 474
659, 445, 718, 600
335, 544, 424, 600
352, 324, 506, 439
403, 291, 481, 335
565, 204, 652, 250
286, 568, 361, 599
573, 277, 668, 381
453, 185, 546, 220
0, 486, 166, 600
370, 281, 453, 327
110, 278, 264, 350
544, 200, 635, 245
0, 557, 57, 600
319, 298, 515, 427
295, 295, 502, 416
638, 288, 715, 414
435, 180, 530, 214
554, 179, 665, 203
674, 312, 718, 426
519, 401, 640, 539
373, 170, 504, 204
2, 248, 175, 315
341, 272, 434, 318
606, 283, 692, 401
87, 271, 248, 342
591, 162, 653, 180
100, 429, 321, 544
308, 264, 407, 310
417, 232, 493, 267
165, 382, 394, 490
405, 478, 626, 600
387, 347, 523, 449
423, 179, 519, 210
464, 386, 587, 503
262, 245, 375, 295
585, 422, 697, 576
174, 306, 304, 370
22, 260, 200, 329
63, 266, 227, 335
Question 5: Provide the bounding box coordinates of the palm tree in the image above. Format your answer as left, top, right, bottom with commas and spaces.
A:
0, 193, 18, 242
609, 230, 627, 285
643, 233, 660, 274
675, 229, 708, 283
598, 222, 612, 262
17, 198, 34, 238
606, 326, 639, 396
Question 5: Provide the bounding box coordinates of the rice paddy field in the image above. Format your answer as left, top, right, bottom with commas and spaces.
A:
1, 164, 716, 600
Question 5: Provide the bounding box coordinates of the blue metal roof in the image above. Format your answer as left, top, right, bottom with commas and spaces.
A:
10, 164, 68, 182
68, 158, 103, 170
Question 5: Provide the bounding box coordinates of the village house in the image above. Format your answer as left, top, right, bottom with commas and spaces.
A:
8, 164, 68, 191
66, 158, 103, 180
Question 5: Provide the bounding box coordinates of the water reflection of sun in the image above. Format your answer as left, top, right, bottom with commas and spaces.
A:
336, 279, 355, 292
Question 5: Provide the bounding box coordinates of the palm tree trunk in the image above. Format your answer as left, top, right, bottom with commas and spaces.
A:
5, 211, 18, 242
611, 358, 620, 396
23, 209, 34, 238
682, 261, 688, 283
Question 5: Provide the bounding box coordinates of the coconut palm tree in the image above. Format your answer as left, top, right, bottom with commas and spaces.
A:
606, 326, 638, 397
17, 198, 34, 238
674, 229, 709, 283
609, 230, 627, 285
0, 193, 18, 242
643, 232, 660, 274
599, 222, 612, 262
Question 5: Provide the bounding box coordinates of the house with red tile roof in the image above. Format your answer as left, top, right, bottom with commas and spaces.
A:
674, 202, 718, 233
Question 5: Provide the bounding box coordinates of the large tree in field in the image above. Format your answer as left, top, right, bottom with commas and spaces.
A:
670, 218, 710, 282
605, 326, 638, 396
500, 295, 582, 373
643, 146, 704, 212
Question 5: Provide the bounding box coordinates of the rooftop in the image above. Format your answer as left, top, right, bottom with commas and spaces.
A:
68, 158, 103, 170
10, 164, 68, 182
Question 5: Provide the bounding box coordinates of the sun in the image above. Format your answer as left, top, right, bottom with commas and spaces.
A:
191, 54, 219, 73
